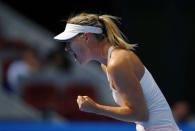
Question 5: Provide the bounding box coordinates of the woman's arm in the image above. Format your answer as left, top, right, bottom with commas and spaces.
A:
106, 59, 149, 121
77, 95, 135, 122
96, 103, 137, 122
77, 61, 149, 122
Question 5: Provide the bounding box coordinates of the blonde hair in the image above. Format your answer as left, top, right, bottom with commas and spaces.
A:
67, 13, 137, 50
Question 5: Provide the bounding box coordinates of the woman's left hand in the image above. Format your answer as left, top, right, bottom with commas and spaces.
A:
77, 96, 99, 113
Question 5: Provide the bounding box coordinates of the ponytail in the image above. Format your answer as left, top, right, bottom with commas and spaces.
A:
99, 15, 137, 50
67, 13, 137, 50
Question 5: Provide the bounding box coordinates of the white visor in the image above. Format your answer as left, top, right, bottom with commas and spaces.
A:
54, 23, 103, 41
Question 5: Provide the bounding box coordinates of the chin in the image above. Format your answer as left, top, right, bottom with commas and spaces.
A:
80, 60, 88, 65
75, 57, 84, 65
76, 55, 90, 65
80, 58, 90, 65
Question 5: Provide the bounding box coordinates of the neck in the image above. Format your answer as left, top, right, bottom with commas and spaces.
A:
93, 41, 112, 65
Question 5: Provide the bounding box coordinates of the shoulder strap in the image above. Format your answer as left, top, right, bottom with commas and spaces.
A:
107, 46, 116, 62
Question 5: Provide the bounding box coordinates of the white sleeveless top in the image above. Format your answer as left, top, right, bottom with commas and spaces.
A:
106, 46, 180, 131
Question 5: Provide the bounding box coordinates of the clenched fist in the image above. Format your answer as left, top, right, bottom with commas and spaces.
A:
77, 96, 98, 113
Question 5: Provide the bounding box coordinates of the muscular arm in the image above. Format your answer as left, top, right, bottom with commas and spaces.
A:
95, 103, 136, 122
97, 62, 148, 122
78, 61, 148, 122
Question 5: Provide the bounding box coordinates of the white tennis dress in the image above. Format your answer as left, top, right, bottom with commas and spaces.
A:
106, 46, 181, 131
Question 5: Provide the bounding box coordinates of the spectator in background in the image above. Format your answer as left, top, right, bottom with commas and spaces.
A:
7, 47, 41, 93
172, 100, 190, 124
45, 49, 72, 73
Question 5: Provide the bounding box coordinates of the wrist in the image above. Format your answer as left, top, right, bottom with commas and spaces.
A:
95, 103, 101, 114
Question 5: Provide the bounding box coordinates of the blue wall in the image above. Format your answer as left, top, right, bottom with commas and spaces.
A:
0, 122, 194, 131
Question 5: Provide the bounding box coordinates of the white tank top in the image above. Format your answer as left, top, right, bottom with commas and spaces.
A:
106, 46, 180, 130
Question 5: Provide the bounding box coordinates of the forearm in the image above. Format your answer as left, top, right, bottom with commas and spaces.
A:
95, 104, 137, 122
77, 96, 148, 122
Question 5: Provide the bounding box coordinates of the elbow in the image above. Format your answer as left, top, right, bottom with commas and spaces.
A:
139, 112, 149, 121
136, 110, 149, 122
123, 107, 149, 122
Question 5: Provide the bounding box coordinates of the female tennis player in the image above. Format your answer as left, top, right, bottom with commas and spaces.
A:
54, 13, 181, 131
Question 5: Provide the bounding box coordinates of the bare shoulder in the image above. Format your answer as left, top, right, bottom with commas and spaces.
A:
110, 49, 130, 63
107, 49, 134, 71
106, 49, 132, 78
107, 48, 144, 81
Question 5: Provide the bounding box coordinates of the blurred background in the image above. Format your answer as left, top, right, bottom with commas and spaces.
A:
0, 0, 195, 130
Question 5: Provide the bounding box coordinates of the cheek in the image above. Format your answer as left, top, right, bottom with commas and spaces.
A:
78, 47, 89, 62
77, 46, 85, 55
72, 43, 87, 56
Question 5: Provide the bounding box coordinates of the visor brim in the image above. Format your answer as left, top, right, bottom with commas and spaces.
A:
54, 31, 79, 41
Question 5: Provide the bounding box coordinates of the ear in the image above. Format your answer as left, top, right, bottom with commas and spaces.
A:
82, 33, 90, 41
83, 33, 92, 49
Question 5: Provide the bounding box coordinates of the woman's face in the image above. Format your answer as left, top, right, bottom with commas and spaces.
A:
65, 34, 91, 64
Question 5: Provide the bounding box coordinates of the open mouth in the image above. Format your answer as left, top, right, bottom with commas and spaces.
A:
72, 52, 80, 63
65, 47, 80, 63
73, 52, 77, 59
